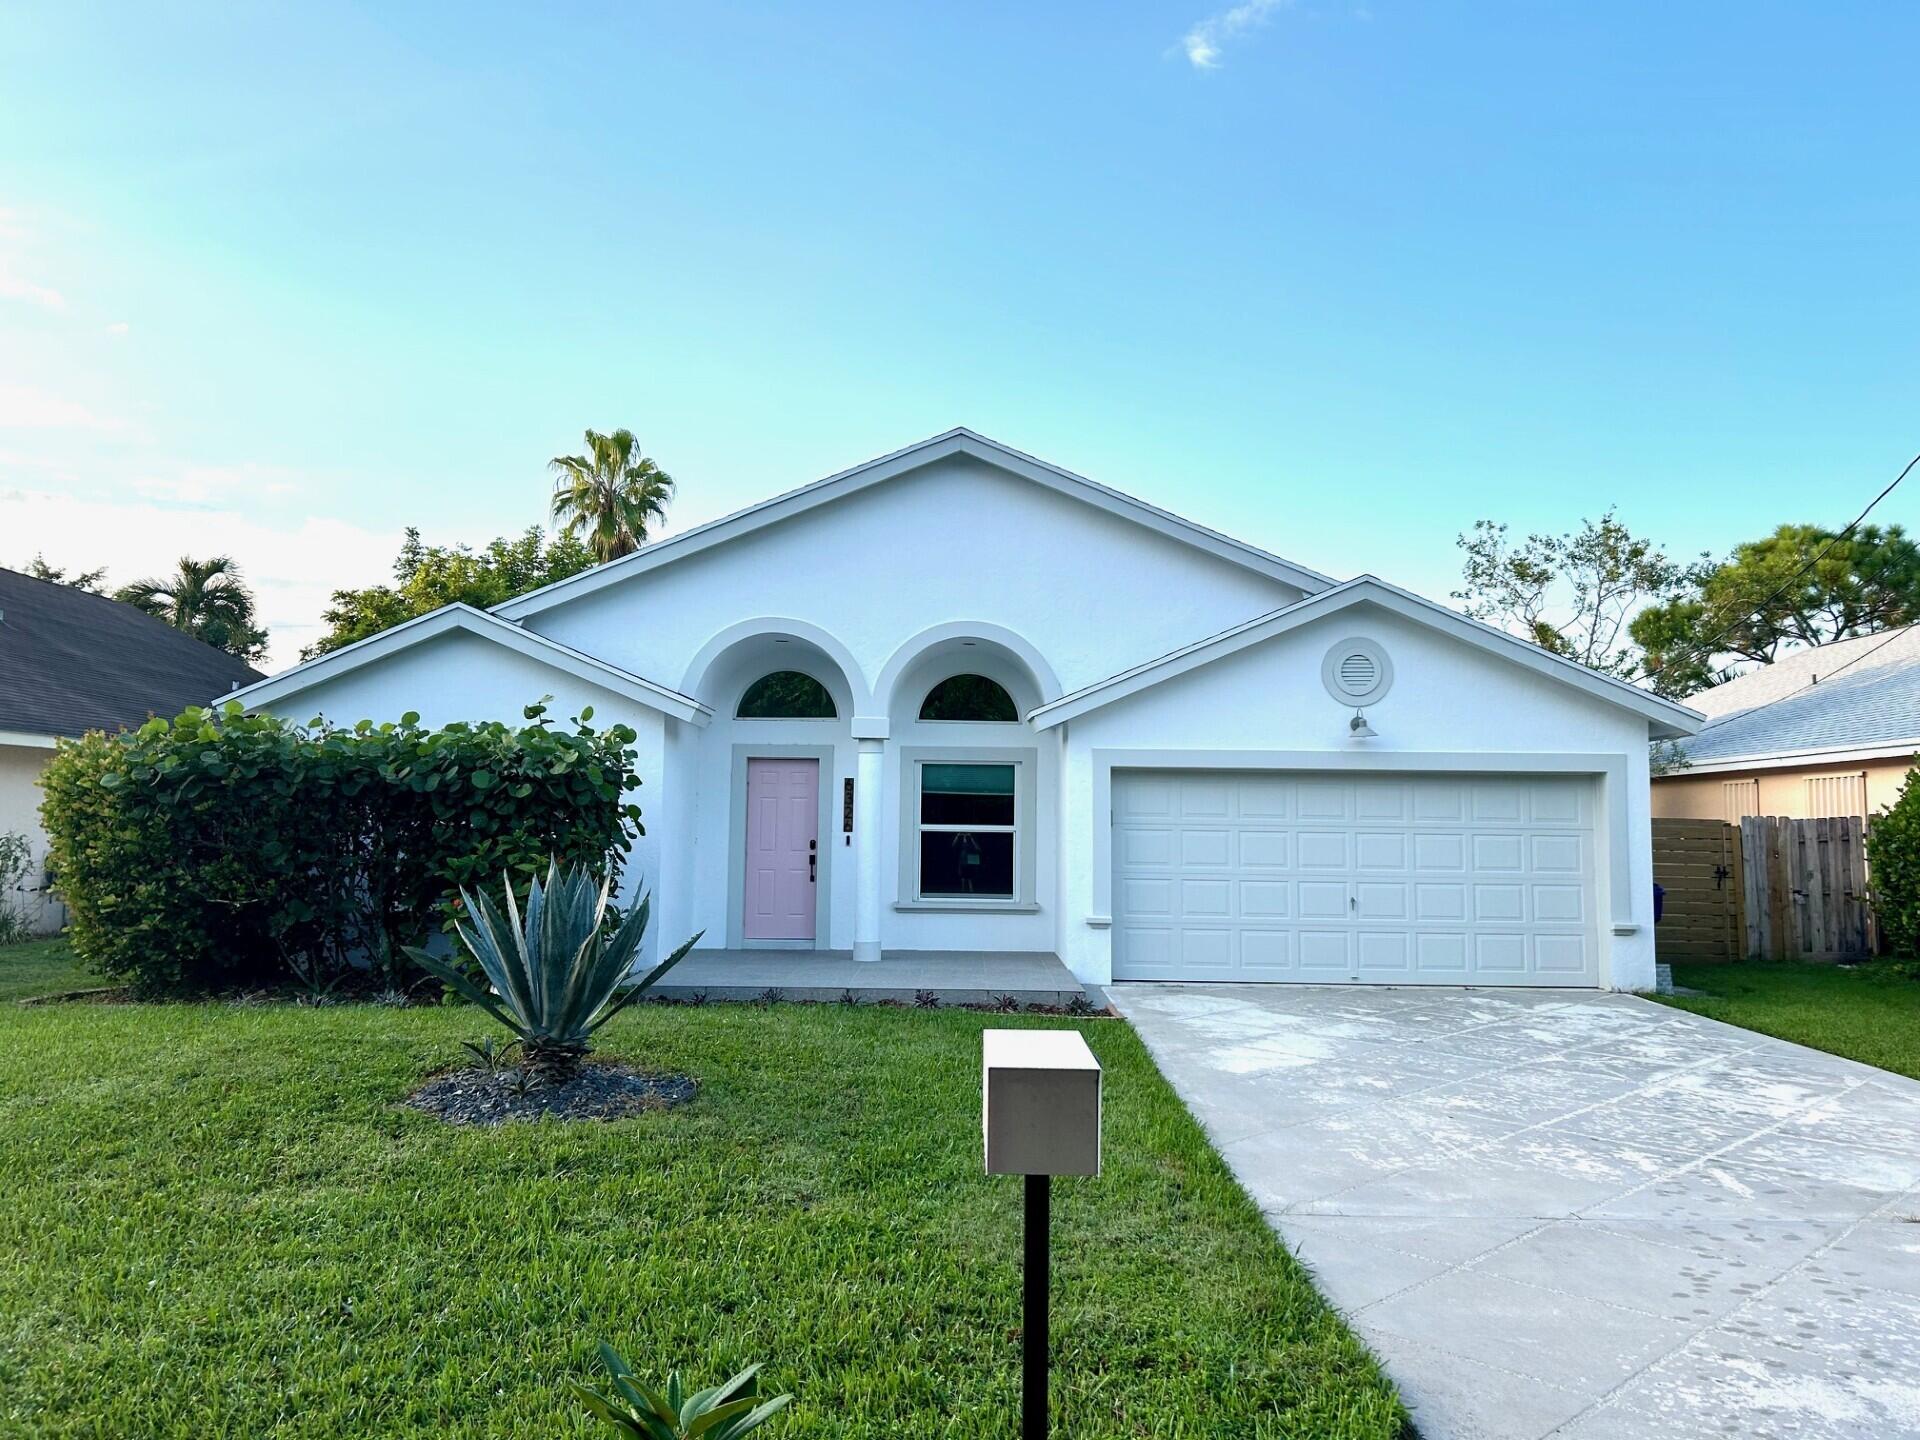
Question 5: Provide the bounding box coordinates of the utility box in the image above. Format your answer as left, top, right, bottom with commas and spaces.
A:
983, 1029, 1102, 1177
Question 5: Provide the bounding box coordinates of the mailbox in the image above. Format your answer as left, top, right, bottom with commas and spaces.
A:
984, 1028, 1101, 1439
983, 1029, 1102, 1176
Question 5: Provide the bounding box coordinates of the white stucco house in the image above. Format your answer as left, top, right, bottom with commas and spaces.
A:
227, 430, 1701, 991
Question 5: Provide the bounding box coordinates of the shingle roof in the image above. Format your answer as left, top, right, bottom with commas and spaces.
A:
1676, 625, 1920, 765
0, 566, 262, 739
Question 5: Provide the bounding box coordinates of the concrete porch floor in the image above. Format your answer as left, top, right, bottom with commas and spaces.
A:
650, 949, 1090, 1006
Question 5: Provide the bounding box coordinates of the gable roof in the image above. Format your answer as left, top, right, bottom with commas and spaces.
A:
1027, 575, 1704, 738
493, 428, 1333, 621
0, 566, 261, 740
1665, 625, 1920, 772
221, 603, 712, 726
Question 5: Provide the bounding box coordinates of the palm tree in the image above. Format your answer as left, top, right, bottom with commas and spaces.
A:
548, 428, 675, 563
115, 555, 268, 662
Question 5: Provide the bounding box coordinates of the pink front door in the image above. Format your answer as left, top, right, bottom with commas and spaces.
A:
744, 758, 819, 941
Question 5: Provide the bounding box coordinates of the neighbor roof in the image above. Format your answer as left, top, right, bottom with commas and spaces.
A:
0, 566, 261, 740
1668, 625, 1920, 771
1027, 575, 1705, 738
220, 603, 713, 726
493, 428, 1334, 620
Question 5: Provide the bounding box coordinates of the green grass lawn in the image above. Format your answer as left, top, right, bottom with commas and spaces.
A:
0, 936, 96, 1001
0, 945, 1403, 1439
1657, 958, 1920, 1080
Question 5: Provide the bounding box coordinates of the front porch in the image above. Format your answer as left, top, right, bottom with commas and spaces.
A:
651, 949, 1090, 1006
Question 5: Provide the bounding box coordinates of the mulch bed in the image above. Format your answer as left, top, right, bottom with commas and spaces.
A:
404, 1060, 697, 1127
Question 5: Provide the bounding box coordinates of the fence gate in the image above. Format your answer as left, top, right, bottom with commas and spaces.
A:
1738, 815, 1874, 961
1651, 818, 1746, 963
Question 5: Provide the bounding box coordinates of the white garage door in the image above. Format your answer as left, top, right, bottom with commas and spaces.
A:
1112, 771, 1598, 986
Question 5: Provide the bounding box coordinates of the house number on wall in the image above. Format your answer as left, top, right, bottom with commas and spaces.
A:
843, 777, 855, 843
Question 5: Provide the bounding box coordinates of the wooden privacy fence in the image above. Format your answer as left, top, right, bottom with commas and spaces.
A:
1739, 815, 1873, 961
1650, 819, 1746, 962
1651, 816, 1874, 963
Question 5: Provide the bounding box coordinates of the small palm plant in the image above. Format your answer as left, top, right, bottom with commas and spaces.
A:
404, 860, 700, 1083
574, 1345, 790, 1439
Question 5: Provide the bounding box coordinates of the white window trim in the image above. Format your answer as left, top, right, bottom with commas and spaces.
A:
894, 746, 1040, 913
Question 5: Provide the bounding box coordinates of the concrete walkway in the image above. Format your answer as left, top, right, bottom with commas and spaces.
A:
652, 949, 1087, 1005
1112, 983, 1920, 1440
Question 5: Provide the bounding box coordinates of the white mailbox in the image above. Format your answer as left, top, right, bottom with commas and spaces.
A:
982, 1029, 1102, 1177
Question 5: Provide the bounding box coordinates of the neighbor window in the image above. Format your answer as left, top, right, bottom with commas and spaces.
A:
919, 674, 1017, 722
737, 671, 836, 718
917, 762, 1016, 898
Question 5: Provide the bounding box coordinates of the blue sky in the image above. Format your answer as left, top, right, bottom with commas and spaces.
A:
2, 2, 1915, 666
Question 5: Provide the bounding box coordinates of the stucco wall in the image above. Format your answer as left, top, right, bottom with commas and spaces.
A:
0, 742, 63, 935
1652, 757, 1912, 820
1055, 605, 1659, 990
525, 453, 1307, 704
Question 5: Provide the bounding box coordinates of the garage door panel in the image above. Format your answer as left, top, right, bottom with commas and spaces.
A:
1239, 830, 1291, 867
1355, 882, 1409, 920
1471, 833, 1526, 871
1415, 882, 1468, 921
1298, 832, 1350, 869
1415, 932, 1470, 974
1240, 880, 1291, 917
1530, 834, 1583, 873
1180, 829, 1231, 866
1180, 879, 1232, 916
1357, 931, 1413, 976
1355, 831, 1409, 869
1112, 770, 1599, 987
1117, 827, 1173, 866
1533, 884, 1585, 923
1297, 930, 1353, 972
1119, 877, 1174, 916
1241, 929, 1295, 973
1413, 832, 1466, 871
1536, 934, 1591, 974
1298, 880, 1350, 919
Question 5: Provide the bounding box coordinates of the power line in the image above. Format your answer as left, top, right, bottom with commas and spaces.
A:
1637, 449, 1920, 686
1797, 623, 1914, 692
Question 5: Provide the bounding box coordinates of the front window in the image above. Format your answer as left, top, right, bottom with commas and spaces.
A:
737, 671, 836, 718
917, 762, 1016, 898
920, 674, 1017, 722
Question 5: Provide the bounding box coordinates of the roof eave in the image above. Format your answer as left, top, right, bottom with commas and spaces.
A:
220, 604, 713, 726
1029, 577, 1704, 736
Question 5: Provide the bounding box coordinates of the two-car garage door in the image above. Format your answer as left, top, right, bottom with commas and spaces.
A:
1112, 771, 1598, 986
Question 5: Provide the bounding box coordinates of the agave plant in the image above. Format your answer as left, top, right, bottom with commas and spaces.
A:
573, 1345, 790, 1439
404, 859, 700, 1082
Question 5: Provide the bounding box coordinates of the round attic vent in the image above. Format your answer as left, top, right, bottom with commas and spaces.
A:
1321, 638, 1392, 707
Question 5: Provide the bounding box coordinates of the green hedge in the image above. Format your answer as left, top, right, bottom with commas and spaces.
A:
1869, 763, 1920, 960
40, 700, 644, 996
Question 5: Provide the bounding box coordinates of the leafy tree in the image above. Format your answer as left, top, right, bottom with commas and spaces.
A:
1454, 512, 1706, 680
306, 526, 598, 657
1631, 524, 1920, 695
114, 554, 268, 661
23, 554, 107, 592
549, 428, 675, 562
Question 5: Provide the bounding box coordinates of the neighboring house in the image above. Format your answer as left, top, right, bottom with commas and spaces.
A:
228, 429, 1700, 991
1651, 624, 1920, 823
0, 566, 262, 935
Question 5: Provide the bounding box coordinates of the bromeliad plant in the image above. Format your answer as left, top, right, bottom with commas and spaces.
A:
574, 1345, 791, 1439
405, 859, 700, 1083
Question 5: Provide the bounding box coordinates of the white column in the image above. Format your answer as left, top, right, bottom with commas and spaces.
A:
853, 731, 885, 962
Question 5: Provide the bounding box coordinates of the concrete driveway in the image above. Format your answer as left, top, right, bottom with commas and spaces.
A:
1112, 984, 1920, 1440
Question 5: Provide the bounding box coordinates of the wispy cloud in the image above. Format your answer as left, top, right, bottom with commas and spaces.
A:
0, 261, 64, 310
0, 383, 122, 431
1181, 0, 1291, 69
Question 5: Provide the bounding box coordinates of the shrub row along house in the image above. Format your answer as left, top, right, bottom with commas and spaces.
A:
225, 430, 1702, 991
0, 566, 259, 934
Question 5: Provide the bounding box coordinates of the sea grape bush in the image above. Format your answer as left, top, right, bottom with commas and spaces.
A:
39, 699, 644, 995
